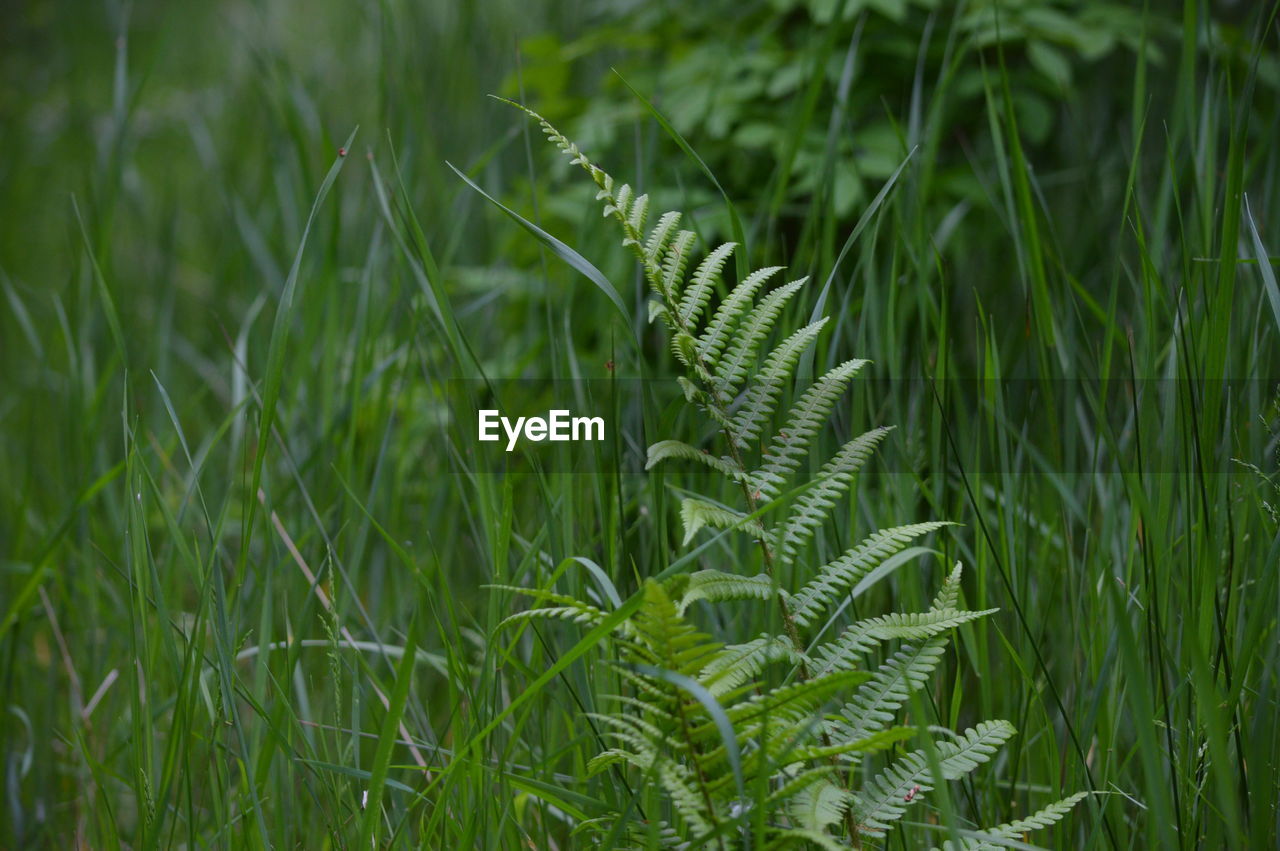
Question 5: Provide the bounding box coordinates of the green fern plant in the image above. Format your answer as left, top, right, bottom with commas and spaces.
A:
498, 102, 1086, 848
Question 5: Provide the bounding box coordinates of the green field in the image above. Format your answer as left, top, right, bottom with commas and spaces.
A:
2, 1, 1278, 848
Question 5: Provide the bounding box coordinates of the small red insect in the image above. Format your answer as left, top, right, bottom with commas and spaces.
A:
338, 147, 347, 157
605, 360, 615, 372
903, 785, 921, 803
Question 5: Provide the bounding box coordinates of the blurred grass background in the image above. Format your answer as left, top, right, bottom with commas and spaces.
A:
2, 0, 1279, 847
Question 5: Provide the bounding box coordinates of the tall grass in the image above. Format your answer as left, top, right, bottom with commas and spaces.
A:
2, 1, 1277, 848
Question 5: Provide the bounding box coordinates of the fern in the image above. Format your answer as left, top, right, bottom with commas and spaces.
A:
489, 585, 608, 629
754, 358, 869, 500
497, 103, 1086, 848
791, 780, 855, 834
677, 570, 777, 613
679, 497, 764, 546
646, 439, 747, 481
932, 791, 1093, 850
788, 522, 955, 627
851, 721, 1014, 834
698, 636, 802, 696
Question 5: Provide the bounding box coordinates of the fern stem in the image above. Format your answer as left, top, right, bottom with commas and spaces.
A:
718, 404, 872, 843
674, 691, 727, 851
724, 438, 807, 664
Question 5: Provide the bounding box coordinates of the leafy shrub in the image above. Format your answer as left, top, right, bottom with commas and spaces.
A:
511, 0, 1165, 227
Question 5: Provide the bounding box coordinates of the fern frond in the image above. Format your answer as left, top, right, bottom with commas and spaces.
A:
629, 580, 724, 679
621, 820, 689, 851
680, 241, 737, 327
648, 298, 670, 324
699, 635, 803, 696
646, 439, 747, 481
661, 229, 699, 305
788, 725, 917, 764
773, 426, 895, 564
767, 764, 840, 808
678, 570, 777, 613
982, 790, 1090, 837
715, 670, 869, 730
753, 358, 869, 500
606, 694, 680, 728
712, 277, 808, 395
676, 673, 865, 784
680, 497, 764, 546
790, 779, 854, 833
811, 607, 996, 676
627, 193, 650, 240
830, 639, 948, 744
852, 721, 1016, 835
931, 562, 965, 610
789, 521, 954, 627
612, 663, 673, 701
673, 328, 700, 372
489, 585, 609, 630
697, 265, 785, 364
591, 713, 673, 761
604, 182, 633, 220
729, 317, 831, 447
586, 748, 631, 775
934, 791, 1091, 851
644, 211, 684, 282
657, 757, 718, 837
498, 606, 607, 629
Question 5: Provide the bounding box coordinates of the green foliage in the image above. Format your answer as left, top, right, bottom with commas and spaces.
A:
510, 0, 1179, 228
502, 107, 1086, 846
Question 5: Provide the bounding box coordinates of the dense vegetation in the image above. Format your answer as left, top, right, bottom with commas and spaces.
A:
2, 1, 1278, 847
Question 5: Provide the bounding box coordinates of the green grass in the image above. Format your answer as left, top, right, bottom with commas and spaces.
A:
2, 1, 1278, 847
